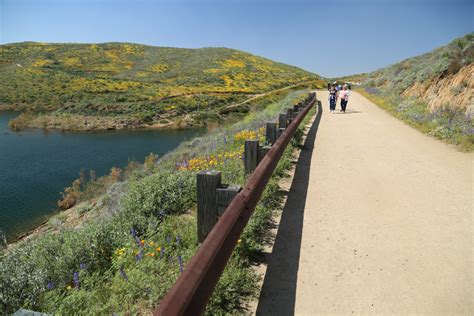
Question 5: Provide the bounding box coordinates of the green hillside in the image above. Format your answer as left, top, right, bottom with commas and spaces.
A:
363, 33, 473, 96
357, 33, 473, 150
0, 42, 320, 130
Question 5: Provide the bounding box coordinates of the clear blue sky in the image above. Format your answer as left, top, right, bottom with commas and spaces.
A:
1, 0, 472, 77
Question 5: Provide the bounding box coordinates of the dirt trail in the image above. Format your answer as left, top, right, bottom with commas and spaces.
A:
256, 91, 473, 315
220, 80, 320, 113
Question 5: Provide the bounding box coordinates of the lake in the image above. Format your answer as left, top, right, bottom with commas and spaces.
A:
0, 112, 203, 242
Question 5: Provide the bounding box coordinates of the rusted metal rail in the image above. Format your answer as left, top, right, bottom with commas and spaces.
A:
154, 93, 317, 316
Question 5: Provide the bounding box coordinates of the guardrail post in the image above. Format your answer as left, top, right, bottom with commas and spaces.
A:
287, 108, 294, 124
293, 104, 299, 116
278, 113, 287, 129
216, 184, 241, 216
277, 127, 286, 139
244, 140, 259, 174
257, 145, 271, 164
265, 122, 277, 145
197, 170, 221, 242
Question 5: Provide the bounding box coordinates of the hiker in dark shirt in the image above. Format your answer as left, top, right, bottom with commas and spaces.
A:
328, 85, 338, 113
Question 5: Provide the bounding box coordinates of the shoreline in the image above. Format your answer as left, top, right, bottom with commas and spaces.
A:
1, 80, 323, 133
4, 113, 203, 133
5, 199, 100, 251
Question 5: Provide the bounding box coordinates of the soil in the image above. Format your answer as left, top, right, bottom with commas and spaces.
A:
254, 91, 473, 315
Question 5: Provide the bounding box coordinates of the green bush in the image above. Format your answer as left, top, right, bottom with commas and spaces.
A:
122, 170, 196, 219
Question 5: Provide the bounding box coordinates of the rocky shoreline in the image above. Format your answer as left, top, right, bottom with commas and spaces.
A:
7, 112, 200, 132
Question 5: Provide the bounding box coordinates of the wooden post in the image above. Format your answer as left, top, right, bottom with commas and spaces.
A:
287, 108, 294, 125
265, 122, 277, 145
293, 104, 299, 116
277, 127, 286, 139
244, 140, 259, 174
197, 170, 221, 242
257, 145, 271, 164
279, 113, 287, 129
287, 108, 294, 120
216, 184, 241, 216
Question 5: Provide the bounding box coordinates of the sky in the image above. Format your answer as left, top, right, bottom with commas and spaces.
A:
1, 0, 472, 77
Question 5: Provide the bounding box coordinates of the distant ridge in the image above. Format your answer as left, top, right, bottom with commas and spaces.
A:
0, 42, 321, 130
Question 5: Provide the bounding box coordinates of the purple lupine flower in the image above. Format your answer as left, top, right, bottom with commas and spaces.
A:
176, 235, 181, 246
158, 209, 167, 219
79, 263, 87, 270
224, 136, 227, 145
135, 251, 143, 261
119, 266, 128, 281
131, 227, 137, 238
73, 271, 80, 289
178, 255, 184, 273
160, 247, 165, 258
47, 281, 55, 290
134, 236, 142, 248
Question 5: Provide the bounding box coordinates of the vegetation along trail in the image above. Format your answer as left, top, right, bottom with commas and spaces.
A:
257, 90, 473, 314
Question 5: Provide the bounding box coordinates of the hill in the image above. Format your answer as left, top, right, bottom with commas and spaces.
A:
0, 42, 321, 130
356, 33, 473, 150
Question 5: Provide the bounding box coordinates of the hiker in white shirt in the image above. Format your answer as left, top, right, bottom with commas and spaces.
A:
338, 84, 350, 113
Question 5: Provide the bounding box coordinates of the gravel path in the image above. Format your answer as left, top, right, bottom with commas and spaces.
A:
256, 90, 473, 315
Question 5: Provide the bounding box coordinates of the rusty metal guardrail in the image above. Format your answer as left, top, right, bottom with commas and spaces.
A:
154, 92, 317, 316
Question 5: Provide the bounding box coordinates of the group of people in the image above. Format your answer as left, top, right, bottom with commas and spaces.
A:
327, 82, 351, 113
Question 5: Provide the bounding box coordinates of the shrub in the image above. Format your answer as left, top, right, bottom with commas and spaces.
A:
58, 179, 81, 209
122, 170, 195, 219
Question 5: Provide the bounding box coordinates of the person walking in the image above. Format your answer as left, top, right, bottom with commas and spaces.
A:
339, 84, 351, 113
328, 85, 338, 113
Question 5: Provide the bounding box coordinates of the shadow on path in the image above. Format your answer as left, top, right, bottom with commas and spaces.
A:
333, 109, 362, 114
256, 101, 323, 315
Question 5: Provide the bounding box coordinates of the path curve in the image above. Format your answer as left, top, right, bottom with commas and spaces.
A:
256, 90, 473, 315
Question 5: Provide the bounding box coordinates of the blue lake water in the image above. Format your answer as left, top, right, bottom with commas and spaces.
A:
0, 112, 203, 242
